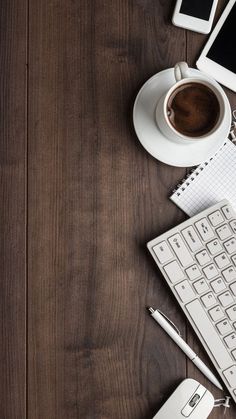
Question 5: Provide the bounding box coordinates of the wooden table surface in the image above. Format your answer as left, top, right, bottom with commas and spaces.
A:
1, 0, 236, 418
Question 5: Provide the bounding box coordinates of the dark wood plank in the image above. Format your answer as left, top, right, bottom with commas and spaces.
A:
186, 1, 236, 417
0, 1, 27, 418
27, 0, 188, 418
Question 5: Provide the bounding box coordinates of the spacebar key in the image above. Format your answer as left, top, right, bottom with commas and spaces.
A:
186, 299, 233, 370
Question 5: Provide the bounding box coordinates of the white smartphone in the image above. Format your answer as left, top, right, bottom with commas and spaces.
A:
172, 0, 218, 34
197, 0, 236, 92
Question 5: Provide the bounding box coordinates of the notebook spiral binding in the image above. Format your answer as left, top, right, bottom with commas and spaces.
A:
172, 110, 236, 196
229, 109, 236, 142
172, 160, 217, 195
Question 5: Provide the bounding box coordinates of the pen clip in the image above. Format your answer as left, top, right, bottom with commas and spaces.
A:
156, 309, 181, 336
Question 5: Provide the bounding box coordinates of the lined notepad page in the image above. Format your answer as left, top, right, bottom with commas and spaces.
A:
170, 139, 236, 216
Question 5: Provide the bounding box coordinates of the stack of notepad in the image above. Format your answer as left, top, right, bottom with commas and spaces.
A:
170, 139, 236, 216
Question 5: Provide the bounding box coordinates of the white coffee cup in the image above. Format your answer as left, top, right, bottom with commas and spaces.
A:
156, 62, 230, 144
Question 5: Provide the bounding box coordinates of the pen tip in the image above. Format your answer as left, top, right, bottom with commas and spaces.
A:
147, 307, 155, 314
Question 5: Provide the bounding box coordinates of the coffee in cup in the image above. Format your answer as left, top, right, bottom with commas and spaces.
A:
167, 82, 220, 138
155, 62, 230, 144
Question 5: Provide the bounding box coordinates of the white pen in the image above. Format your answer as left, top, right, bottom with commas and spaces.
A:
148, 307, 223, 391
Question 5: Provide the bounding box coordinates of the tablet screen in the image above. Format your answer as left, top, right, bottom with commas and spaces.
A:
180, 0, 214, 20
207, 3, 236, 73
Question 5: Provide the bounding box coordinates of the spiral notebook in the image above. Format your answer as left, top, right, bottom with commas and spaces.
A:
170, 139, 236, 216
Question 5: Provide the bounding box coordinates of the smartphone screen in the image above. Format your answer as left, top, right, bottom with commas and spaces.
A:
180, 0, 214, 21
207, 3, 236, 73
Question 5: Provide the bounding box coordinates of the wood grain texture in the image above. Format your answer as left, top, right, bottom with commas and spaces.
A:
2, 0, 236, 418
0, 1, 27, 418
27, 1, 187, 418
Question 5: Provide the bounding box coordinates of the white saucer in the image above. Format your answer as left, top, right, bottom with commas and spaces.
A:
133, 68, 231, 167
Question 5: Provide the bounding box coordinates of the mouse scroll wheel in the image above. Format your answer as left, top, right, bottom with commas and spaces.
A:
189, 393, 201, 407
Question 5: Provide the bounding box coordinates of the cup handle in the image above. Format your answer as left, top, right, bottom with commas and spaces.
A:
174, 62, 190, 82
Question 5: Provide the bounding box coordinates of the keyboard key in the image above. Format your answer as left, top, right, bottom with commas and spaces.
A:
230, 220, 236, 234
201, 292, 217, 308
185, 265, 201, 281
203, 264, 218, 279
224, 333, 236, 349
226, 305, 236, 321
207, 239, 222, 255
163, 261, 185, 284
181, 226, 202, 252
175, 281, 195, 303
232, 349, 236, 360
218, 291, 234, 307
195, 218, 214, 241
215, 253, 230, 269
153, 241, 173, 264
195, 250, 211, 266
232, 255, 236, 266
211, 278, 226, 294
224, 238, 236, 255
222, 266, 236, 283
216, 319, 232, 335
186, 299, 233, 369
209, 305, 224, 322
223, 366, 236, 387
208, 210, 224, 226
222, 205, 234, 220
230, 282, 236, 297
168, 234, 193, 267
216, 224, 232, 240
193, 278, 209, 294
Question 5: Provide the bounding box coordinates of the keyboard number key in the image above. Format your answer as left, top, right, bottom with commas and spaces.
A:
230, 220, 236, 233
195, 218, 214, 241
218, 291, 234, 307
209, 305, 224, 321
216, 319, 232, 335
222, 266, 236, 283
175, 281, 195, 303
207, 239, 222, 255
224, 238, 236, 255
215, 253, 230, 269
153, 241, 173, 264
208, 210, 224, 226
222, 205, 234, 220
223, 365, 236, 387
224, 333, 236, 349
163, 261, 185, 284
216, 224, 232, 240
185, 265, 201, 281
201, 292, 217, 308
193, 279, 209, 295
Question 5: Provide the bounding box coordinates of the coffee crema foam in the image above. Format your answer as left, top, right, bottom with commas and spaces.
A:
167, 82, 220, 138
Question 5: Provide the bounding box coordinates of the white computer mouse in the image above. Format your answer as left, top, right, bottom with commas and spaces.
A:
153, 378, 214, 419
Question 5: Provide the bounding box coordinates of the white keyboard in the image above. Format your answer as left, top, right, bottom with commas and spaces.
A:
147, 200, 236, 402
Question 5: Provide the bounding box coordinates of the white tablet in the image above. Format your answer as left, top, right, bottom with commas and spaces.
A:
197, 0, 236, 92
172, 0, 219, 34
